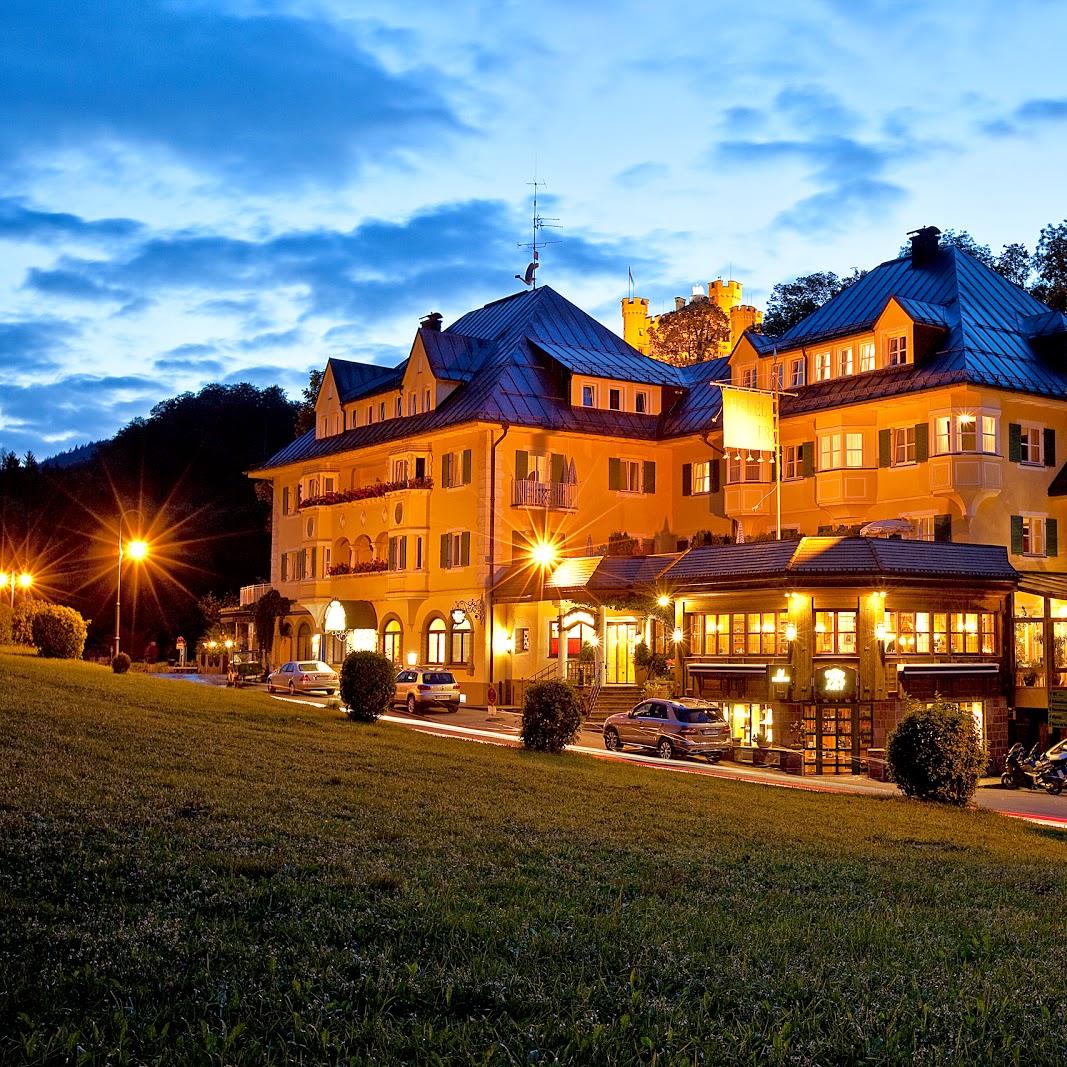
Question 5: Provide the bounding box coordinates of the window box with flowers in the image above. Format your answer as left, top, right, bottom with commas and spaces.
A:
327, 559, 389, 577
300, 476, 433, 509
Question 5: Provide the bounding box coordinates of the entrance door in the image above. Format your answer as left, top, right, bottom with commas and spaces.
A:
802, 704, 873, 774
606, 621, 639, 684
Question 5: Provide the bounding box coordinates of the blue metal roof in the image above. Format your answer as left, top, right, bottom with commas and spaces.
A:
325, 357, 403, 403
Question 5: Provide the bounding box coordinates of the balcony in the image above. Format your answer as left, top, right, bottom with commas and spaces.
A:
239, 582, 272, 606
326, 560, 388, 577
724, 481, 772, 518
299, 476, 433, 510
929, 454, 1002, 515
512, 478, 578, 510
815, 468, 876, 518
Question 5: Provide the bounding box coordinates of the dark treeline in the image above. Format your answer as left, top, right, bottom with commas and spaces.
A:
0, 383, 299, 659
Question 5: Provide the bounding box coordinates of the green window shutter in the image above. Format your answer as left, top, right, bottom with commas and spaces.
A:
282, 487, 289, 514
460, 531, 471, 566
399, 537, 407, 570
608, 457, 621, 491
1047, 518, 1059, 557
550, 452, 565, 483
643, 460, 656, 494
933, 514, 952, 542
711, 459, 721, 493
440, 533, 450, 569
1008, 423, 1022, 462
801, 442, 815, 478
1010, 515, 1024, 555
442, 452, 452, 488
515, 449, 528, 480
878, 429, 892, 468
915, 423, 929, 462
389, 538, 398, 570
462, 448, 473, 484
1044, 428, 1056, 468
681, 463, 692, 497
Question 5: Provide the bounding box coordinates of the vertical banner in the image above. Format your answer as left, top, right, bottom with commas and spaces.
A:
721, 385, 775, 453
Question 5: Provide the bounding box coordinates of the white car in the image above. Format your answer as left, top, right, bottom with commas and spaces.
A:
393, 667, 462, 713
267, 660, 338, 695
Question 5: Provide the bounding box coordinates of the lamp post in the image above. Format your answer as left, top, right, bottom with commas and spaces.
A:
115, 537, 148, 659
0, 570, 32, 609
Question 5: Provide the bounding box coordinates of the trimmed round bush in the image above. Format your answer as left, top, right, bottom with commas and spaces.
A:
886, 698, 987, 806
111, 652, 132, 674
340, 650, 396, 723
521, 679, 584, 753
12, 597, 47, 645
31, 604, 88, 660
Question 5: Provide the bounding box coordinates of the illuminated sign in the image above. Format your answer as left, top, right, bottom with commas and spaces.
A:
450, 608, 468, 627
769, 667, 792, 686
560, 608, 596, 631
815, 664, 858, 700
722, 385, 775, 453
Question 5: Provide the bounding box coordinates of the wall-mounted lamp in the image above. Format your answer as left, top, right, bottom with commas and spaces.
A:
672, 626, 684, 644
785, 622, 798, 643
587, 632, 600, 648
656, 594, 672, 608
406, 651, 417, 666
504, 634, 516, 654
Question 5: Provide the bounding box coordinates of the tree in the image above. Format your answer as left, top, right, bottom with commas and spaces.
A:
1033, 220, 1067, 313
996, 242, 1033, 289
253, 589, 290, 661
648, 299, 729, 366
520, 680, 584, 752
293, 368, 324, 437
31, 604, 88, 659
762, 271, 863, 336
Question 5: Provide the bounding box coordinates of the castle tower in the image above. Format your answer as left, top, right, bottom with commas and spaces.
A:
621, 296, 651, 354
730, 304, 763, 351
709, 278, 743, 320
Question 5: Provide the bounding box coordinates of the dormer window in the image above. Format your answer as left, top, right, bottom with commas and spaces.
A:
887, 335, 908, 366
609, 388, 621, 411
367, 405, 373, 425
635, 391, 647, 414
839, 347, 853, 376
423, 388, 431, 411
741, 366, 757, 388
379, 401, 386, 421
790, 358, 806, 387
582, 384, 596, 407
814, 351, 832, 382
409, 394, 417, 416
860, 342, 876, 372
396, 397, 402, 418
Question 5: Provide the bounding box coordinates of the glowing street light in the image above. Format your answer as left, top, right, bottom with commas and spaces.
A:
530, 539, 559, 569
115, 534, 150, 659
656, 594, 672, 608
0, 569, 33, 609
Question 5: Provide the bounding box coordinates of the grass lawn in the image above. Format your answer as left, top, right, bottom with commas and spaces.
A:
1, 651, 1066, 1065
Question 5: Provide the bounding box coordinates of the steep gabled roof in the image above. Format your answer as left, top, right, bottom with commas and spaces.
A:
418, 327, 495, 383
325, 357, 404, 404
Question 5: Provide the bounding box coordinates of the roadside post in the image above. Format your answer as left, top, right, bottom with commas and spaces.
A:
487, 684, 498, 722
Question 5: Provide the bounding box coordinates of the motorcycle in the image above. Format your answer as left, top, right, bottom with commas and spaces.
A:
1002, 742, 1065, 795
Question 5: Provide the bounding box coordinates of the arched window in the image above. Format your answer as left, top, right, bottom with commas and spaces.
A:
426, 617, 446, 665
450, 616, 472, 666
382, 619, 402, 664
354, 534, 373, 564
296, 622, 313, 660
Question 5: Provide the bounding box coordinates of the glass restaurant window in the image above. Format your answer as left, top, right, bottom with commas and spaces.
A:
814, 610, 857, 655
1014, 591, 1045, 688
688, 612, 788, 657
883, 611, 996, 655
1052, 599, 1067, 687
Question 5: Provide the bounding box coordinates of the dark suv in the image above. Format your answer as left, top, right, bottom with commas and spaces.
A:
602, 697, 731, 761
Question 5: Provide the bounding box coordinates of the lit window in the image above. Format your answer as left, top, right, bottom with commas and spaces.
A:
887, 335, 907, 366
981, 415, 997, 453
905, 515, 935, 542
609, 388, 622, 411
819, 435, 841, 471
409, 394, 417, 416
933, 413, 998, 455
450, 616, 472, 664
1020, 426, 1043, 465
772, 363, 785, 390
882, 611, 995, 656
860, 342, 875, 372
692, 460, 712, 495
814, 351, 832, 381
784, 445, 802, 479
635, 391, 647, 414
838, 347, 854, 376
582, 384, 595, 407
688, 611, 788, 656
426, 618, 446, 665
379, 401, 386, 421
790, 358, 806, 387
846, 433, 863, 467
1022, 516, 1046, 556
893, 426, 916, 465
727, 453, 763, 483
621, 460, 641, 492
814, 610, 857, 655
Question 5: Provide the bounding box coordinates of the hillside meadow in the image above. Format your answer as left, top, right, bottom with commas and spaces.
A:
1, 650, 1065, 1064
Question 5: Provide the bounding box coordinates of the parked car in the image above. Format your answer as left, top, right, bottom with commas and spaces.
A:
393, 667, 462, 713
266, 660, 338, 695
602, 697, 731, 761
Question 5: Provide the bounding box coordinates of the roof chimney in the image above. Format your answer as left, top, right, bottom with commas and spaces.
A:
674, 296, 686, 311
420, 311, 443, 332
907, 226, 942, 267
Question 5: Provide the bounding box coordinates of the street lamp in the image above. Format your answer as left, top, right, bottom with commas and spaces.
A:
115, 536, 149, 658
0, 570, 32, 609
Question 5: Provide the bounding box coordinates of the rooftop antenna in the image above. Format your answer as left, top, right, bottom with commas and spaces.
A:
516, 173, 561, 289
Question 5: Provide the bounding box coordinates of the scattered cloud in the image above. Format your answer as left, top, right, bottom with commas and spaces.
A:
982, 97, 1067, 138
0, 0, 468, 188
0, 319, 79, 377
615, 162, 669, 188
0, 196, 141, 243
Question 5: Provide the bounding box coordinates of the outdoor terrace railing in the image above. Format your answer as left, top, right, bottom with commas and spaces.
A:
511, 478, 578, 510
300, 476, 433, 510
326, 559, 389, 577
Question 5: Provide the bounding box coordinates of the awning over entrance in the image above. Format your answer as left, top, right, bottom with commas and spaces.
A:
687, 662, 767, 675
896, 663, 999, 676
1017, 573, 1067, 600
323, 599, 377, 632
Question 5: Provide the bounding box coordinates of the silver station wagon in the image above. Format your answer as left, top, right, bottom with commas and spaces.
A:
602, 697, 732, 761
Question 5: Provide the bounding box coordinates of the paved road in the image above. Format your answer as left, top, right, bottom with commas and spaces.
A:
264, 691, 1067, 830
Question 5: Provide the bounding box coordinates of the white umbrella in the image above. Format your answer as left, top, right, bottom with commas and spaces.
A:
860, 518, 915, 537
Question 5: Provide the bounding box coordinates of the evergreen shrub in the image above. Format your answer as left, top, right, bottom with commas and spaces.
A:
340, 651, 396, 723
521, 680, 584, 753
31, 604, 88, 660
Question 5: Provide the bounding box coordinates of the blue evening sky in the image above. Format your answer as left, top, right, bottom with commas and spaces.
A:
2, 0, 1066, 456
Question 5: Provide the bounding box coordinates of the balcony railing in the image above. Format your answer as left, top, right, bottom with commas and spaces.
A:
239, 582, 272, 606
327, 559, 389, 577
299, 476, 433, 510
512, 478, 578, 510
